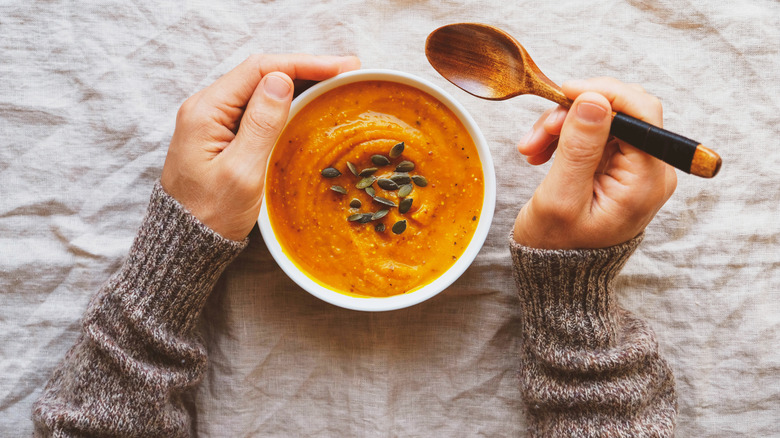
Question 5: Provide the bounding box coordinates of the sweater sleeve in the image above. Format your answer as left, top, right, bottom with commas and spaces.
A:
510, 234, 677, 437
32, 183, 247, 437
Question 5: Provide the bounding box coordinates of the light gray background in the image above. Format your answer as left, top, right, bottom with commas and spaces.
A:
1, 0, 778, 436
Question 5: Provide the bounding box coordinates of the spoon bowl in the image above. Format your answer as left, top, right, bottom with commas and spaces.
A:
426, 23, 570, 106
425, 23, 721, 178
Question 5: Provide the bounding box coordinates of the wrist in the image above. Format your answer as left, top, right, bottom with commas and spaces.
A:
512, 200, 573, 250
513, 198, 646, 250
160, 172, 255, 242
513, 204, 547, 248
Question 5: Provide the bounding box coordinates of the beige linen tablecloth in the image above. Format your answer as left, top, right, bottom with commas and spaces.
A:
1, 1, 778, 436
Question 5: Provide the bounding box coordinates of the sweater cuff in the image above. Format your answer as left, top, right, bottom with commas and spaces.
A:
112, 183, 248, 337
509, 233, 643, 351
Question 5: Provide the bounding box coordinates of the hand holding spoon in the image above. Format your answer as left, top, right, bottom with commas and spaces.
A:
425, 23, 721, 178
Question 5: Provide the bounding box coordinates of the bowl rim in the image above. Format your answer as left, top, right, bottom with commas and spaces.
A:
258, 69, 496, 311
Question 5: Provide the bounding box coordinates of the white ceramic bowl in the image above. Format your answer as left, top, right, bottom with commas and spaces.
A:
258, 69, 496, 311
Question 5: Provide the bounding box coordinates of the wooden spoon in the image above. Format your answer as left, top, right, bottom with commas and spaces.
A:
425, 23, 721, 178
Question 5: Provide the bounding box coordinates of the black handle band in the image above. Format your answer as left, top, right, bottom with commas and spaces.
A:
609, 112, 698, 173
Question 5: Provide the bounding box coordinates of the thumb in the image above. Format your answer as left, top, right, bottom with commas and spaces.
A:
231, 72, 294, 163
543, 92, 612, 204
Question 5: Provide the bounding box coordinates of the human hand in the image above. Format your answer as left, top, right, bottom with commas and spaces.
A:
161, 54, 361, 241
513, 78, 677, 249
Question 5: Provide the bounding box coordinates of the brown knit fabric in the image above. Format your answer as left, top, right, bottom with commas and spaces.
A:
32, 183, 247, 437
32, 185, 677, 436
510, 235, 677, 437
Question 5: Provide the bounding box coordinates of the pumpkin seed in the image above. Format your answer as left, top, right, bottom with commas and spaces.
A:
365, 186, 376, 197
330, 185, 347, 195
372, 209, 389, 220
356, 176, 376, 189
349, 198, 362, 208
377, 178, 399, 191
411, 175, 428, 187
392, 220, 407, 234
399, 197, 413, 214
347, 213, 373, 223
375, 223, 386, 232
395, 160, 414, 172
389, 142, 405, 158
371, 155, 390, 166
321, 167, 341, 178
373, 196, 396, 208
398, 184, 413, 198
390, 173, 411, 185
346, 161, 358, 176
358, 167, 378, 177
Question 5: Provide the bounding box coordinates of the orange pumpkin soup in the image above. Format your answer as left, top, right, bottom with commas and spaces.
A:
266, 80, 483, 297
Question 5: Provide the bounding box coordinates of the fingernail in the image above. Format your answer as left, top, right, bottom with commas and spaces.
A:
544, 108, 565, 126
576, 102, 608, 123
264, 75, 291, 100
518, 129, 535, 148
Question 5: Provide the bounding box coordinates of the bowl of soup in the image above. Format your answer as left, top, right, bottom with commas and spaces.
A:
258, 69, 495, 311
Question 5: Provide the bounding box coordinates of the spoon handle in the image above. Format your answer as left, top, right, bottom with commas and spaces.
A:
610, 112, 721, 178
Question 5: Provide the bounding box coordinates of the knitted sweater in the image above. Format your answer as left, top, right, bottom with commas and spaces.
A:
32, 184, 677, 436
